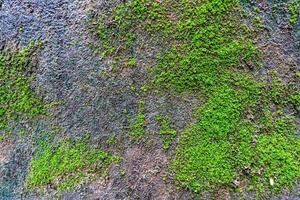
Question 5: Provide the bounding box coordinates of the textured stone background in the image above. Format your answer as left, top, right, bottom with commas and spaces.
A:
0, 0, 299, 199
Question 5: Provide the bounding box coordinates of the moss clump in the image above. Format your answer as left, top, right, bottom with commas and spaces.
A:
289, 93, 300, 107
0, 42, 45, 131
172, 82, 260, 192
93, 0, 170, 61
253, 16, 264, 29
107, 134, 118, 145
253, 115, 299, 193
129, 100, 146, 138
93, 0, 300, 196
27, 139, 119, 191
156, 115, 176, 150
126, 58, 138, 68
288, 0, 300, 25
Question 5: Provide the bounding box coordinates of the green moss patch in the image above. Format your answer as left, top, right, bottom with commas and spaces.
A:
0, 42, 45, 131
156, 115, 176, 150
92, 0, 300, 196
253, 115, 299, 193
129, 100, 146, 138
289, 0, 300, 25
27, 139, 119, 192
172, 82, 259, 192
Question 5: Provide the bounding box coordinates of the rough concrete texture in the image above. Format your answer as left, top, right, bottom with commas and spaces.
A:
0, 0, 299, 199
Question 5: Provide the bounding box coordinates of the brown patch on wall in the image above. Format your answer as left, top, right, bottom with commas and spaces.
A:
86, 146, 191, 200
0, 141, 13, 165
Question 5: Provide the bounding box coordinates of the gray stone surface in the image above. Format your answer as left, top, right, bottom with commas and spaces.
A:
0, 0, 299, 199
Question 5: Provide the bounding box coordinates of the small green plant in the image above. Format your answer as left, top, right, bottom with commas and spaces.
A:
57, 172, 86, 192
107, 134, 117, 145
269, 72, 286, 105
125, 32, 136, 48
254, 16, 264, 29
0, 132, 11, 142
289, 94, 300, 107
156, 115, 176, 150
129, 100, 146, 138
289, 0, 300, 25
120, 169, 126, 179
27, 139, 119, 191
126, 58, 137, 68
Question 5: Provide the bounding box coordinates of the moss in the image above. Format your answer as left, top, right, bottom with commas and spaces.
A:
27, 139, 119, 191
0, 132, 11, 142
156, 115, 176, 150
57, 172, 86, 192
126, 58, 138, 68
288, 0, 300, 25
151, 3, 259, 93
172, 84, 259, 191
107, 134, 118, 145
269, 73, 286, 105
0, 42, 45, 131
253, 16, 264, 29
129, 100, 146, 138
289, 93, 300, 107
92, 0, 299, 195
252, 114, 300, 194
156, 115, 176, 137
